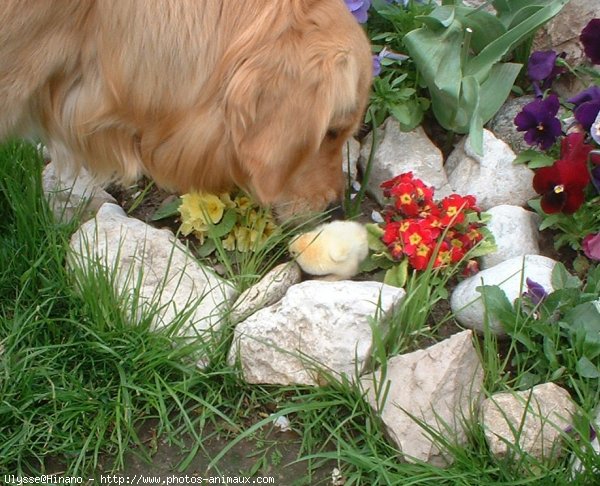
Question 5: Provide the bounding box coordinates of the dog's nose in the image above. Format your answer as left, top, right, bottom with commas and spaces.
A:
326, 203, 345, 221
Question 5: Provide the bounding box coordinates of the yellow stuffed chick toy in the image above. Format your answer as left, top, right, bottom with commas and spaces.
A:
288, 221, 369, 280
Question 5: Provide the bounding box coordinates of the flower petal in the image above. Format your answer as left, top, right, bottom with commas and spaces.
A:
583, 233, 600, 260
580, 18, 600, 65
527, 50, 558, 81
567, 86, 600, 107
574, 100, 600, 130
532, 165, 560, 194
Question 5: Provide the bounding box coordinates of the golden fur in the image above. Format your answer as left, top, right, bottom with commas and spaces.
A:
0, 0, 372, 221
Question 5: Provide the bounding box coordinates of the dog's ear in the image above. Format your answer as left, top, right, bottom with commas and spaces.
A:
224, 50, 329, 205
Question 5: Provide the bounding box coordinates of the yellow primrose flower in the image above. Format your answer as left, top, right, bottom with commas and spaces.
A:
263, 220, 278, 238
179, 220, 196, 236
180, 190, 279, 251
234, 195, 253, 214
245, 208, 260, 225
234, 226, 260, 252
180, 192, 225, 225
199, 192, 226, 224
219, 192, 236, 209
222, 232, 236, 251
193, 230, 207, 245
180, 193, 209, 224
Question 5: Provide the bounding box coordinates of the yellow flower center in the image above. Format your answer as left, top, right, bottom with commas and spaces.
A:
409, 233, 422, 245
400, 193, 412, 204
416, 244, 430, 257
553, 184, 565, 194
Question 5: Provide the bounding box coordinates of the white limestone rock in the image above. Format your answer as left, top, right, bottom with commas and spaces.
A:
229, 262, 302, 323
69, 203, 237, 345
361, 331, 484, 467
488, 96, 538, 154
481, 205, 540, 269
228, 280, 405, 385
42, 163, 116, 223
482, 383, 576, 461
359, 118, 446, 205
445, 129, 537, 210
451, 255, 557, 335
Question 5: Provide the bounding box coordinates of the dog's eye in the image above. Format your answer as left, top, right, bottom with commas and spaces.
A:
326, 128, 340, 140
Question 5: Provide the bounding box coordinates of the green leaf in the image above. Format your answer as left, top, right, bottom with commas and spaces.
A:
495, 0, 560, 29
366, 223, 387, 253
454, 6, 507, 52
151, 197, 181, 221
196, 239, 216, 258
538, 214, 562, 231
208, 209, 237, 239
513, 149, 555, 168
576, 356, 600, 379
551, 262, 581, 290
404, 17, 463, 101
477, 62, 522, 124
549, 366, 566, 381
465, 0, 569, 80
542, 336, 559, 368
416, 6, 456, 29
477, 284, 516, 327
384, 260, 408, 288
565, 302, 600, 359
468, 238, 497, 258
583, 265, 600, 294
389, 104, 414, 126
527, 198, 542, 213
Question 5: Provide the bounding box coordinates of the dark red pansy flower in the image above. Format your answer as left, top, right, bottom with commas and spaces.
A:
532, 132, 593, 214
580, 18, 600, 65
561, 130, 595, 164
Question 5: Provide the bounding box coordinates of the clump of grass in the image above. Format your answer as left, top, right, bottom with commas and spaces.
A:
2, 139, 599, 484
0, 141, 223, 474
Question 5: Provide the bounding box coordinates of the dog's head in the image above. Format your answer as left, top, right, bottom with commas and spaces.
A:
224, 2, 372, 223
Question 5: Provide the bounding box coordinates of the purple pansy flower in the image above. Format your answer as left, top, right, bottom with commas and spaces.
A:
524, 278, 548, 305
372, 55, 382, 76
527, 50, 565, 97
372, 47, 409, 77
514, 95, 562, 150
528, 50, 558, 81
583, 233, 600, 261
344, 0, 371, 23
568, 87, 600, 131
580, 18, 600, 65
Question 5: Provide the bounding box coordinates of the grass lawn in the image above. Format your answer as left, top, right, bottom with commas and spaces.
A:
1, 140, 599, 485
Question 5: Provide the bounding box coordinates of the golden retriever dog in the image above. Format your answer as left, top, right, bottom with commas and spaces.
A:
1, 0, 372, 221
